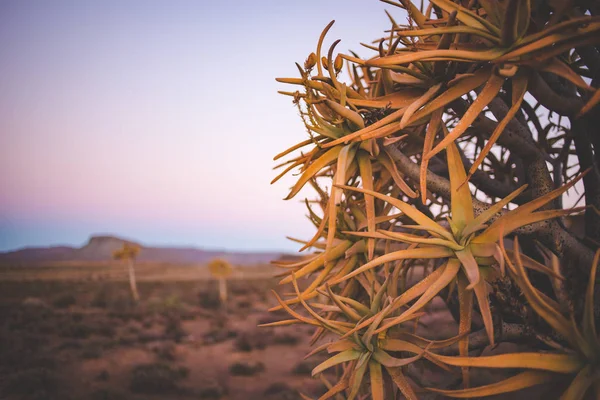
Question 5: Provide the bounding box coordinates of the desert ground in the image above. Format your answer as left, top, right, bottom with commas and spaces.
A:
0, 258, 568, 400
0, 260, 331, 400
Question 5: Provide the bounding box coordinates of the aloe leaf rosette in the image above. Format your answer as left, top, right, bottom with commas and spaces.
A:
268, 0, 600, 398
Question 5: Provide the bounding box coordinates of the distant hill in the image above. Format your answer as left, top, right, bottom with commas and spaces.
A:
0, 235, 288, 266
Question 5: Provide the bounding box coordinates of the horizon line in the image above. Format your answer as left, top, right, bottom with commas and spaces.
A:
0, 233, 302, 255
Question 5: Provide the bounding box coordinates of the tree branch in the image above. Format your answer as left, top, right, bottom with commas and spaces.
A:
571, 117, 600, 243
435, 322, 528, 355
528, 72, 583, 116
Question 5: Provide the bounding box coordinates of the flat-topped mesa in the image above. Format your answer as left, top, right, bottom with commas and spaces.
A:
78, 235, 141, 260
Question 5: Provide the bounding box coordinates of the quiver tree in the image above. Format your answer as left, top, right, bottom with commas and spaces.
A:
113, 243, 141, 302
267, 1, 600, 398
208, 258, 232, 305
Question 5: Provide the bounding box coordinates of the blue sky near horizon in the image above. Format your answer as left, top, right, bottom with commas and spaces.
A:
0, 0, 405, 252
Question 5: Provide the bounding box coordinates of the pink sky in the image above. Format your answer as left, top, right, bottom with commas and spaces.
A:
0, 0, 399, 251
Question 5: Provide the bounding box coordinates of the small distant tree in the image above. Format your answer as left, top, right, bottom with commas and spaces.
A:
113, 243, 141, 302
207, 258, 232, 305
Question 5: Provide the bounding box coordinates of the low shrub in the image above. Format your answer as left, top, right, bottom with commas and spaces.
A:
129, 363, 188, 394
52, 293, 77, 309
228, 361, 264, 376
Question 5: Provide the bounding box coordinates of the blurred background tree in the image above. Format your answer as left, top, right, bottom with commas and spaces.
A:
113, 243, 141, 302
208, 258, 232, 305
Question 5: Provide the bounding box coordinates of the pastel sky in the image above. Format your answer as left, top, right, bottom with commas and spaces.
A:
0, 0, 405, 252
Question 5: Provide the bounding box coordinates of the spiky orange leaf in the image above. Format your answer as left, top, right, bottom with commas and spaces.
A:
427, 371, 555, 398
467, 73, 528, 181
431, 352, 583, 373
426, 73, 505, 161
285, 146, 343, 200
386, 366, 418, 400
312, 349, 361, 376
331, 246, 453, 285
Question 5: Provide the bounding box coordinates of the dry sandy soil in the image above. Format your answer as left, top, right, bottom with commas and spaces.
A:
0, 261, 566, 400
0, 262, 330, 400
